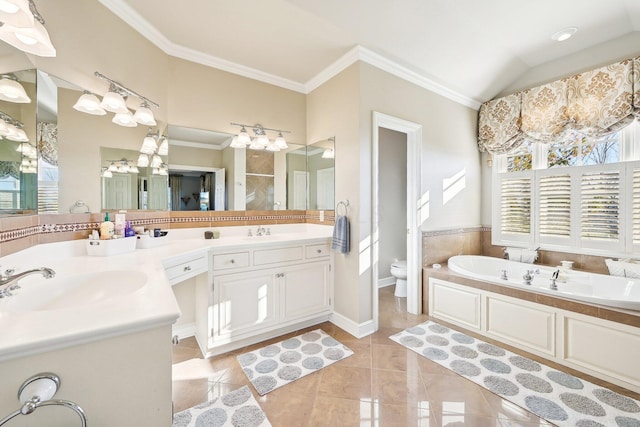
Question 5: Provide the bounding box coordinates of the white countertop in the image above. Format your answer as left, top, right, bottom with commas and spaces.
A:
0, 223, 333, 362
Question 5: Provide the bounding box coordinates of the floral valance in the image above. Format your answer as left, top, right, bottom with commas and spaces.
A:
478, 56, 640, 153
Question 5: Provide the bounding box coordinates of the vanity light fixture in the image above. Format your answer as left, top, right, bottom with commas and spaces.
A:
150, 153, 163, 168
230, 122, 290, 152
0, 111, 28, 141
72, 91, 106, 115
551, 27, 577, 42
0, 0, 56, 57
101, 167, 113, 178
75, 71, 159, 128
140, 128, 159, 154
0, 74, 31, 103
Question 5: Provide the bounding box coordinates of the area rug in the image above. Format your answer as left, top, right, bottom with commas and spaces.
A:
172, 385, 271, 427
390, 320, 640, 427
237, 329, 354, 395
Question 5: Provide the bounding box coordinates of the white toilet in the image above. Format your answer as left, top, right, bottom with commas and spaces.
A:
390, 260, 408, 297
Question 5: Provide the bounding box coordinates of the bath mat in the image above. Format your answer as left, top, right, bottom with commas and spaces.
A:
237, 329, 354, 395
172, 385, 271, 427
390, 320, 640, 427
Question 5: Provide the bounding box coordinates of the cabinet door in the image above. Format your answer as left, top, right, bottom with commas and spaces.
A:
281, 261, 331, 321
213, 269, 278, 342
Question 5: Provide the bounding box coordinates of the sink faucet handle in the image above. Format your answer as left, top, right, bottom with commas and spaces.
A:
2, 268, 15, 278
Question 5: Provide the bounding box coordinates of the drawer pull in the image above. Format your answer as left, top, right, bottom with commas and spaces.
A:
316, 249, 322, 253
230, 259, 235, 264
183, 265, 192, 272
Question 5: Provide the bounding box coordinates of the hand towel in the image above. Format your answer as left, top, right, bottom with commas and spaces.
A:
332, 215, 350, 254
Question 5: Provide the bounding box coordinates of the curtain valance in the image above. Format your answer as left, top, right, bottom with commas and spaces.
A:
478, 56, 640, 153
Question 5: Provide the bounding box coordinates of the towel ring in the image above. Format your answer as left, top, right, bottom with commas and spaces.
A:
336, 200, 350, 216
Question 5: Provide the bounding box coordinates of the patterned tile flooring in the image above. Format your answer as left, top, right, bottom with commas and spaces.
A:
172, 287, 638, 426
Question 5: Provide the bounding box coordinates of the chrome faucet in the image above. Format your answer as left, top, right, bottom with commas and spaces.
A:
549, 269, 559, 290
522, 268, 540, 286
256, 226, 266, 236
0, 267, 56, 298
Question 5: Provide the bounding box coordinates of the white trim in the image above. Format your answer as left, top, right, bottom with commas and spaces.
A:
378, 276, 396, 288
329, 312, 376, 339
172, 322, 196, 340
372, 112, 423, 323
168, 164, 224, 173
98, 1, 481, 108
169, 139, 225, 150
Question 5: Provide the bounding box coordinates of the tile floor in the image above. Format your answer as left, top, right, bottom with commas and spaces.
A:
172, 286, 606, 426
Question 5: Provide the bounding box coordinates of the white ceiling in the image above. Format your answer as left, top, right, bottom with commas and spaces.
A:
100, 0, 640, 107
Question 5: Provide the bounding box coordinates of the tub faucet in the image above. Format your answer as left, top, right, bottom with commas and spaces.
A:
502, 248, 509, 260
0, 267, 56, 298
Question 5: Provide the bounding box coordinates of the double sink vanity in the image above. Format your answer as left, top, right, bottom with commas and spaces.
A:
0, 223, 333, 426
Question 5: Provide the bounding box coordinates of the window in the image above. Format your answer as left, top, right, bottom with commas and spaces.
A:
493, 121, 640, 257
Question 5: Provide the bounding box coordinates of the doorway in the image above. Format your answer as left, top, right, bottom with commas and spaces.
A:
372, 112, 422, 330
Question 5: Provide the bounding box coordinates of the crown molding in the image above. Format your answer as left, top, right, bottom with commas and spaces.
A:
169, 139, 224, 150
99, 0, 481, 109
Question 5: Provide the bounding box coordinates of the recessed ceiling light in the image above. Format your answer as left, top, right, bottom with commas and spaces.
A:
551, 27, 577, 42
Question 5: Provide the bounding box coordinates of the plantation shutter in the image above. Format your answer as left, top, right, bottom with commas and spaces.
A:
500, 177, 531, 235
633, 168, 640, 245
539, 174, 571, 238
580, 170, 620, 241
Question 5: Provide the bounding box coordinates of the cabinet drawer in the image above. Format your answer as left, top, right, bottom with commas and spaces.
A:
165, 255, 208, 284
213, 252, 250, 271
305, 243, 330, 259
254, 246, 303, 266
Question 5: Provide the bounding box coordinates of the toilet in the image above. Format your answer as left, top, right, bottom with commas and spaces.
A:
390, 260, 408, 297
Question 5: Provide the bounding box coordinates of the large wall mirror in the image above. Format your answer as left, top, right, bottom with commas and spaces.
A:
0, 65, 336, 215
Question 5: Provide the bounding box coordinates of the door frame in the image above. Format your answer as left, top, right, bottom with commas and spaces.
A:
372, 112, 422, 323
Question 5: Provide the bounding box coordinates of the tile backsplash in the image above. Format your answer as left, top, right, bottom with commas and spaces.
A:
0, 210, 335, 257
423, 227, 611, 275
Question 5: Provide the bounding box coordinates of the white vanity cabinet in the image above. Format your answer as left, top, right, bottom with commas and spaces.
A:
196, 239, 332, 356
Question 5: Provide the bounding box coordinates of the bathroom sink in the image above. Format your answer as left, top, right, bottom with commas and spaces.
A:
0, 270, 147, 312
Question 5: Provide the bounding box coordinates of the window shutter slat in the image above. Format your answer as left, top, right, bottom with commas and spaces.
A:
581, 171, 619, 241
539, 174, 571, 238
500, 178, 531, 235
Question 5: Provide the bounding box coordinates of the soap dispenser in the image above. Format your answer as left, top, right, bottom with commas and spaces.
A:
100, 212, 115, 240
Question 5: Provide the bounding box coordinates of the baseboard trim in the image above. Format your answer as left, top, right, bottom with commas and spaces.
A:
330, 311, 377, 339
378, 276, 396, 288
172, 322, 196, 340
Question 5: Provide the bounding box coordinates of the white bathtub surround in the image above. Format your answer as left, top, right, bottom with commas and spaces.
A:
504, 247, 538, 264
448, 255, 640, 311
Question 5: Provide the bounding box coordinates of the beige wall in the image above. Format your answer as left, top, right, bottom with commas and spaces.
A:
169, 145, 223, 169
307, 64, 361, 323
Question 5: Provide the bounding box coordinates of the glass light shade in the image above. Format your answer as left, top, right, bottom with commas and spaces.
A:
0, 75, 31, 103
274, 133, 288, 149
248, 138, 266, 150
237, 127, 251, 145
322, 148, 334, 159
5, 123, 19, 140
158, 166, 168, 176
265, 141, 280, 152
137, 153, 149, 167
157, 137, 168, 155
230, 136, 246, 149
0, 119, 9, 136
102, 169, 113, 178
152, 167, 160, 175
133, 105, 156, 126
73, 93, 106, 115
140, 135, 157, 154
107, 162, 118, 172
13, 126, 28, 141
112, 111, 137, 127
0, 19, 56, 57
101, 91, 128, 113
150, 154, 163, 168
0, 0, 33, 27
129, 165, 139, 174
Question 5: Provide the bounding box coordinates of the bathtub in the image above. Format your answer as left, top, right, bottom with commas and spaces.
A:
447, 255, 640, 311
